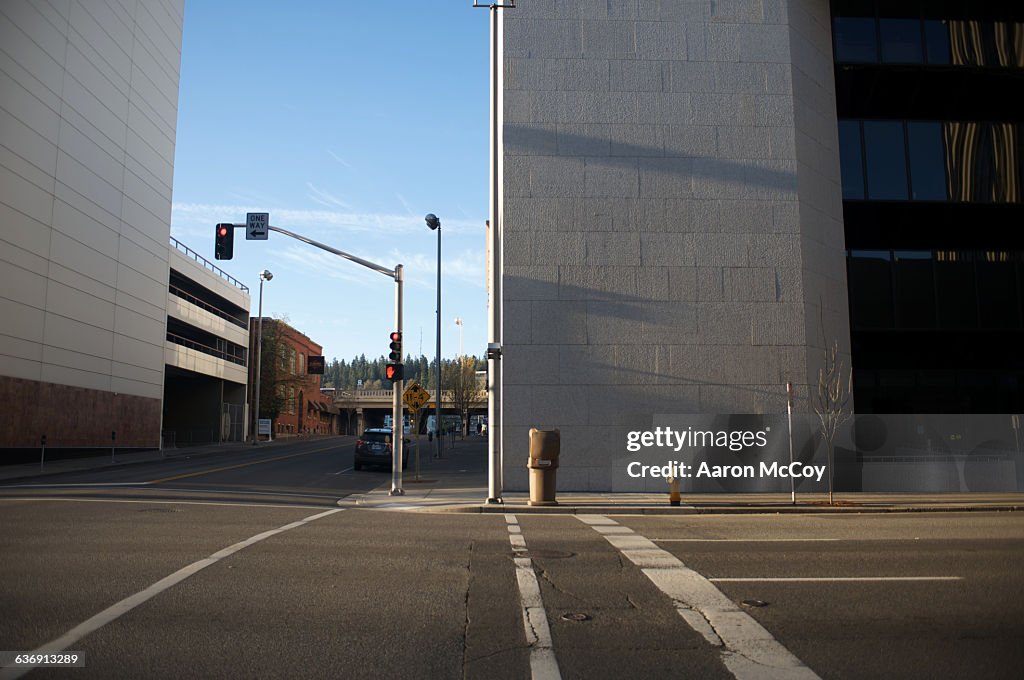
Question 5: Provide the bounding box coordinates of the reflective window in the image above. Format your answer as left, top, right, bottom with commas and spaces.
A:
848, 251, 894, 329
881, 19, 924, 63
838, 121, 865, 199
864, 121, 909, 200
924, 20, 951, 64
894, 252, 936, 328
977, 254, 1020, 328
935, 253, 977, 328
834, 17, 878, 63
907, 122, 947, 200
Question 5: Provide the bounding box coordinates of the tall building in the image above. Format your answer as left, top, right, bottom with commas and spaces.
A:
500, 0, 1023, 491
0, 1, 186, 449
833, 0, 1024, 414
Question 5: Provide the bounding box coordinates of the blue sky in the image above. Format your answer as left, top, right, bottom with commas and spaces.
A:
170, 1, 492, 363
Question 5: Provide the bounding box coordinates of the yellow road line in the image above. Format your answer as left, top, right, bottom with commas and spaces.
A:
146, 444, 338, 484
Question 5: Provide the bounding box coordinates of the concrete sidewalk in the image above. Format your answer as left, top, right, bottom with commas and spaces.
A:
0, 434, 334, 484
3, 435, 1022, 514
341, 438, 1024, 514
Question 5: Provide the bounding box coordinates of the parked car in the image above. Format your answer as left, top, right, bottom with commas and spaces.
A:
353, 428, 410, 471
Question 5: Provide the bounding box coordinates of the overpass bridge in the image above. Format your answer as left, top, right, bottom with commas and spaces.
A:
327, 389, 486, 434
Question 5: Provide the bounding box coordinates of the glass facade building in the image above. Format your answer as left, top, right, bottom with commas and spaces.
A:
833, 0, 1024, 413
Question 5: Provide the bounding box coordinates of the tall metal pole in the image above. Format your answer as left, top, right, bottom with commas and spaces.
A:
436, 223, 442, 459
486, 1, 505, 503
391, 265, 405, 496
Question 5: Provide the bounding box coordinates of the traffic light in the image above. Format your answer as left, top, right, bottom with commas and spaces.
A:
386, 331, 403, 382
215, 223, 234, 260
388, 331, 402, 361
385, 362, 404, 381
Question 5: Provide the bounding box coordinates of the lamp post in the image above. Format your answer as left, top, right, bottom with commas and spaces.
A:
474, 0, 514, 503
252, 269, 273, 444
425, 213, 442, 459
454, 317, 464, 357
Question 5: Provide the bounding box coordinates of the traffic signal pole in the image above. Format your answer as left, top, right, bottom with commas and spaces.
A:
229, 222, 406, 495
391, 265, 405, 496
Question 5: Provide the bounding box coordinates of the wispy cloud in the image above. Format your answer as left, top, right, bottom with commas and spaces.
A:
171, 202, 485, 237
390, 248, 486, 290
277, 244, 382, 287
306, 183, 350, 210
327, 149, 352, 169
395, 192, 413, 216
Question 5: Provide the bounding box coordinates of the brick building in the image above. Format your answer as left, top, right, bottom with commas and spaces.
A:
248, 319, 336, 437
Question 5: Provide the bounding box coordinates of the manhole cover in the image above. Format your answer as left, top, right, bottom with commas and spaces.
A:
741, 599, 769, 608
561, 612, 591, 622
526, 549, 575, 559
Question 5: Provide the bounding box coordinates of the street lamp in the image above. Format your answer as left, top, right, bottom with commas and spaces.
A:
425, 213, 442, 459
454, 317, 464, 357
252, 269, 273, 444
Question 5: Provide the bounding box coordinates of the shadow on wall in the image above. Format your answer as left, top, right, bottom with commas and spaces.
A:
503, 270, 809, 418
504, 123, 800, 197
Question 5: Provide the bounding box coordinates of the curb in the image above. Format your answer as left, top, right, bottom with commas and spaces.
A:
345, 500, 1024, 515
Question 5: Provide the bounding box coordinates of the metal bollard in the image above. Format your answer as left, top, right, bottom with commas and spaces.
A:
527, 428, 560, 506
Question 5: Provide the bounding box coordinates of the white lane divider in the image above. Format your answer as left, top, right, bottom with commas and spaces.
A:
0, 508, 344, 680
576, 515, 821, 680
505, 514, 562, 680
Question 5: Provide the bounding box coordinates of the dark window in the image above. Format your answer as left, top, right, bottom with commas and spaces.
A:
838, 120, 865, 199
834, 17, 878, 63
977, 253, 1020, 328
935, 252, 977, 328
907, 121, 947, 200
848, 251, 894, 328
880, 19, 925, 63
894, 251, 936, 328
924, 20, 952, 64
864, 121, 909, 199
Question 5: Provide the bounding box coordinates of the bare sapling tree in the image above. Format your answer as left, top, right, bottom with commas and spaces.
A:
814, 341, 852, 505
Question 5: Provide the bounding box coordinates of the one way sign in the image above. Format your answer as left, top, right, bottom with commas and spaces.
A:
246, 212, 269, 240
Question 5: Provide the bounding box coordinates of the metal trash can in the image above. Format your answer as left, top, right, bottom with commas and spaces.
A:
528, 428, 560, 506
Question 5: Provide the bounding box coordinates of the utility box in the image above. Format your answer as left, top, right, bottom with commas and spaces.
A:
528, 428, 560, 506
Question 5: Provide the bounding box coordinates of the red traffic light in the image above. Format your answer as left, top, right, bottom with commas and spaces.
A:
215, 223, 234, 260
390, 331, 401, 342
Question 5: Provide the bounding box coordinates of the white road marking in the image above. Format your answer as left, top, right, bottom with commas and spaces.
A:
0, 507, 344, 680
577, 515, 820, 680
506, 514, 561, 680
330, 467, 353, 475
711, 577, 962, 582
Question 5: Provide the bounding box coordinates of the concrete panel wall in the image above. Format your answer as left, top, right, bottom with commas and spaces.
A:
0, 0, 184, 447
502, 0, 849, 490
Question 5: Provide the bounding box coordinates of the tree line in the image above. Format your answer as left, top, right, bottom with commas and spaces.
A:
321, 354, 486, 391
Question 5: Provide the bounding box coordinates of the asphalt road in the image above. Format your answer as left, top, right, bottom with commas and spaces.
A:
1, 439, 1022, 679
0, 436, 440, 507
